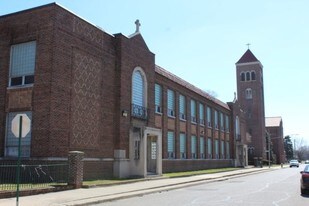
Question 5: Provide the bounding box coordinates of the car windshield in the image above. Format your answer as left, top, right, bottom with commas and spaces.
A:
290, 160, 298, 163
304, 165, 309, 172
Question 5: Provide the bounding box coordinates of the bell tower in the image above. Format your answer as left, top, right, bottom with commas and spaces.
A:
236, 49, 266, 164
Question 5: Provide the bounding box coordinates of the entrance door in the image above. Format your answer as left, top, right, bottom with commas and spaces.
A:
147, 136, 157, 174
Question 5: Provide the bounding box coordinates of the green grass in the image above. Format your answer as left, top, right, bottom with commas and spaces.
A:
82, 167, 241, 187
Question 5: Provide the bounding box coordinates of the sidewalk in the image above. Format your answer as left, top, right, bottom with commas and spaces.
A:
0, 166, 281, 206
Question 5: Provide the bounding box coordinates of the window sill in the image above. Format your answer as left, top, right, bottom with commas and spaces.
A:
7, 84, 34, 90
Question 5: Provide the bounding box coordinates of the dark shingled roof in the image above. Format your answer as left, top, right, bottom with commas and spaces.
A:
236, 49, 259, 64
155, 65, 230, 110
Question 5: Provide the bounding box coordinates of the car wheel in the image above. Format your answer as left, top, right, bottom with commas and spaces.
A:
301, 188, 305, 195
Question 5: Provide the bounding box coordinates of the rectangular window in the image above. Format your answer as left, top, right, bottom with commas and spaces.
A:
155, 84, 162, 113
221, 140, 225, 159
167, 89, 175, 117
200, 137, 205, 159
9, 41, 36, 87
190, 99, 196, 123
226, 142, 230, 159
207, 107, 212, 128
191, 135, 197, 159
199, 103, 204, 125
225, 115, 230, 133
5, 112, 32, 157
179, 94, 186, 120
215, 139, 219, 159
220, 112, 224, 131
214, 110, 219, 129
207, 138, 212, 159
180, 133, 186, 159
167, 131, 175, 158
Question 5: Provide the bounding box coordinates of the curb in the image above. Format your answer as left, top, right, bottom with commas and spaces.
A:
64, 168, 276, 206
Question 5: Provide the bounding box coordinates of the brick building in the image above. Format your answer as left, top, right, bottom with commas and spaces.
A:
266, 117, 285, 164
235, 49, 267, 164
0, 3, 252, 179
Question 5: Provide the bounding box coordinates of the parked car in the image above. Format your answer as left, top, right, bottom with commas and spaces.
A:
290, 160, 299, 167
304, 160, 309, 164
300, 165, 309, 194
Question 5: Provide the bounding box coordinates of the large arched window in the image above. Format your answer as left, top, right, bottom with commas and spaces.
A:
132, 67, 147, 119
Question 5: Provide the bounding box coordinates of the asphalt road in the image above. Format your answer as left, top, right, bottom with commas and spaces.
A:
96, 165, 309, 206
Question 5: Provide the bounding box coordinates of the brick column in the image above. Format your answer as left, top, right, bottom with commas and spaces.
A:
68, 151, 84, 189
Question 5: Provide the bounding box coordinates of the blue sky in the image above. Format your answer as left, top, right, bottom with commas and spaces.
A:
1, 0, 308, 144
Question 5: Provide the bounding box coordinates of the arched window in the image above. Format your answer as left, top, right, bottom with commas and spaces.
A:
251, 71, 256, 81
132, 67, 147, 119
240, 72, 245, 81
245, 88, 252, 99
246, 72, 251, 81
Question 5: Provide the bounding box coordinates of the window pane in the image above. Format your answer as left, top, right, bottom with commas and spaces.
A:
200, 137, 204, 157
167, 131, 174, 153
132, 70, 144, 106
167, 89, 175, 116
191, 135, 197, 159
179, 94, 186, 119
155, 84, 162, 113
208, 138, 212, 158
199, 103, 204, 125
207, 107, 212, 127
10, 77, 23, 86
180, 133, 186, 157
10, 41, 36, 77
25, 75, 34, 84
6, 112, 32, 157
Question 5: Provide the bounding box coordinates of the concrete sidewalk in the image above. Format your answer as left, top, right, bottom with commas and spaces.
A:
0, 167, 280, 206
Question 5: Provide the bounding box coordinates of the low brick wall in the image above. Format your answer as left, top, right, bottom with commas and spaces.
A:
163, 159, 233, 173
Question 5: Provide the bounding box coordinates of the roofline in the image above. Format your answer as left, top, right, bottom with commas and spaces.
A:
155, 65, 230, 111
0, 2, 56, 18
235, 61, 263, 68
0, 2, 115, 37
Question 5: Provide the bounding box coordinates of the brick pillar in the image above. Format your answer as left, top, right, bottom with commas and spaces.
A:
68, 151, 84, 189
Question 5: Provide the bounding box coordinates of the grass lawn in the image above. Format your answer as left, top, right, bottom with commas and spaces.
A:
82, 167, 241, 187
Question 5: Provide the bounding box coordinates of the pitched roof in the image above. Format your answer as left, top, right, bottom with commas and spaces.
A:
236, 49, 259, 64
155, 65, 230, 110
265, 117, 282, 127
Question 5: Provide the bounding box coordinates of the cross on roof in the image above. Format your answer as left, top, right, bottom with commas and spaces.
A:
135, 19, 141, 33
246, 43, 251, 49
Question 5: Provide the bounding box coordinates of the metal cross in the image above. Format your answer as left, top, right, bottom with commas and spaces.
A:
135, 19, 141, 33
246, 43, 251, 49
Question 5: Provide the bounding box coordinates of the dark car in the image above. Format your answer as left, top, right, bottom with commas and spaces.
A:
300, 165, 309, 194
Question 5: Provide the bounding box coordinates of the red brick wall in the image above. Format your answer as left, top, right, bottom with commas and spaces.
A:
236, 64, 266, 159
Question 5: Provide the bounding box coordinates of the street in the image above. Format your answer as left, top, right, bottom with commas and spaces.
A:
95, 165, 309, 206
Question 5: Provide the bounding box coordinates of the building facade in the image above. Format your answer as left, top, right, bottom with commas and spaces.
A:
266, 117, 285, 164
235, 49, 267, 164
0, 3, 253, 179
